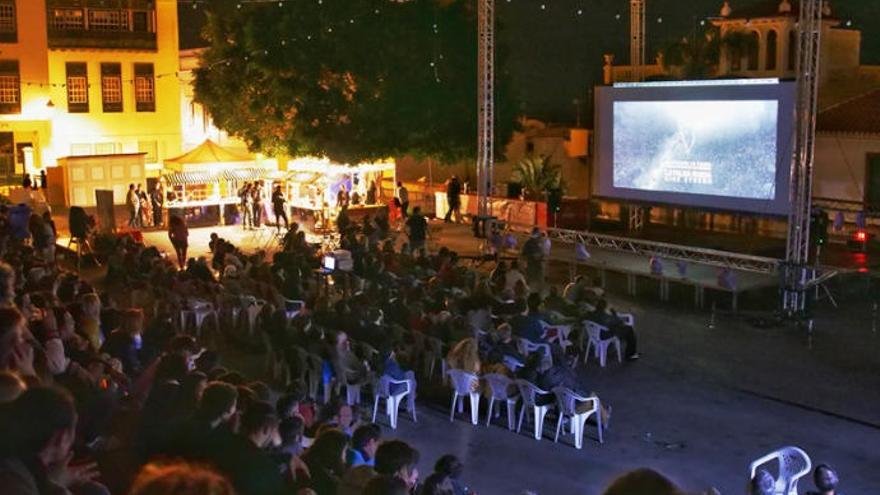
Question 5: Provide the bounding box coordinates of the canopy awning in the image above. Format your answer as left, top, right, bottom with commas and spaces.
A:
163, 168, 280, 186
164, 139, 254, 172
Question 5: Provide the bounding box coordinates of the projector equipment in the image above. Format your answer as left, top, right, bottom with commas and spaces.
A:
326, 249, 353, 272
69, 206, 91, 239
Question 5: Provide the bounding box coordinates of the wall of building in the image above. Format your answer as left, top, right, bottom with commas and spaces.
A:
179, 48, 248, 154
814, 133, 880, 202
43, 1, 181, 173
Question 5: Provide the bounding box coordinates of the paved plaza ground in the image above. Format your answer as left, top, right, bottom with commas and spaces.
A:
56, 215, 880, 495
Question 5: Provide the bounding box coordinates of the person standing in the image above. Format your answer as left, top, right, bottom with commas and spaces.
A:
444, 175, 462, 223
127, 183, 141, 228
272, 184, 288, 232
150, 183, 164, 228
252, 182, 264, 228
39, 169, 47, 190
168, 214, 189, 270
397, 181, 409, 218
239, 182, 253, 230
521, 227, 545, 293
406, 206, 428, 252
138, 183, 152, 228
337, 184, 350, 209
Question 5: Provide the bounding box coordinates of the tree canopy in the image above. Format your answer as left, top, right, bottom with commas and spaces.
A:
194, 0, 519, 165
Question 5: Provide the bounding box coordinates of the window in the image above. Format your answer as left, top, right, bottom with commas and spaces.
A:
88, 9, 128, 32
788, 30, 798, 71
138, 140, 158, 163
94, 142, 120, 155
100, 63, 122, 113
70, 144, 93, 156
866, 154, 880, 207
49, 8, 85, 30
0, 1, 16, 42
134, 63, 155, 112
132, 11, 150, 32
747, 31, 760, 71
0, 60, 19, 114
766, 30, 778, 71
66, 62, 89, 113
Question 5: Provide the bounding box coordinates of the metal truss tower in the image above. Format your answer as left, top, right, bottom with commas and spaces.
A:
783, 0, 823, 313
476, 0, 495, 220
630, 0, 646, 81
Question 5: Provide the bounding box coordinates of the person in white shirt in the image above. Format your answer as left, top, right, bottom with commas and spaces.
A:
504, 260, 528, 294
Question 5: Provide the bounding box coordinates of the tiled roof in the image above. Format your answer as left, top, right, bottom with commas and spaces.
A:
817, 88, 880, 135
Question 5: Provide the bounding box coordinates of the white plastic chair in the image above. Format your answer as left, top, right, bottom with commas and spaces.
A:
483, 373, 518, 430
516, 337, 553, 369
372, 374, 416, 429
180, 300, 218, 337
447, 369, 480, 425
284, 299, 306, 321
584, 321, 622, 367
553, 387, 603, 448
748, 446, 812, 495
515, 379, 553, 440
616, 313, 635, 328
241, 296, 266, 336
425, 336, 448, 383
540, 321, 573, 352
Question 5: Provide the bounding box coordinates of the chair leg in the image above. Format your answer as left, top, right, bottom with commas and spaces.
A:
599, 344, 607, 367
534, 407, 547, 440
517, 405, 525, 433
372, 395, 380, 424
615, 340, 623, 363
449, 393, 458, 422
388, 397, 398, 429
574, 415, 588, 449
468, 392, 480, 425
486, 397, 496, 427
596, 410, 604, 444
506, 401, 516, 431
554, 414, 564, 443
584, 341, 593, 364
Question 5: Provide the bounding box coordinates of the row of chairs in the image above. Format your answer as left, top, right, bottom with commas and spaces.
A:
447, 369, 604, 449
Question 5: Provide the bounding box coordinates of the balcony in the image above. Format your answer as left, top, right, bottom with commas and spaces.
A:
47, 2, 157, 51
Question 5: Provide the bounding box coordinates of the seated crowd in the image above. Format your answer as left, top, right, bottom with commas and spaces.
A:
0, 203, 845, 495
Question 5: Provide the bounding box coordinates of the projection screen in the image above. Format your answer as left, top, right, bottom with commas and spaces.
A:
594, 79, 796, 215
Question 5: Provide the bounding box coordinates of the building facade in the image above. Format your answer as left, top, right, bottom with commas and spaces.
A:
0, 0, 181, 185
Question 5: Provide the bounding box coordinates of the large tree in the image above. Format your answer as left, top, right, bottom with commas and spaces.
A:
194, 0, 519, 164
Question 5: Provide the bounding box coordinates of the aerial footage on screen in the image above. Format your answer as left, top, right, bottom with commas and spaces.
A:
612, 99, 778, 200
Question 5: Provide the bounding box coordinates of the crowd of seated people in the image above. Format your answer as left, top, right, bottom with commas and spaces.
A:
0, 202, 848, 495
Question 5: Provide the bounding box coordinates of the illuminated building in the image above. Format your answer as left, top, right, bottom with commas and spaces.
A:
0, 0, 182, 185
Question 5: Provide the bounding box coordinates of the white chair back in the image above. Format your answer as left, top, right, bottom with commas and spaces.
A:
749, 446, 812, 495
586, 321, 607, 340
447, 369, 479, 394
483, 373, 516, 400
515, 379, 550, 407
376, 374, 411, 398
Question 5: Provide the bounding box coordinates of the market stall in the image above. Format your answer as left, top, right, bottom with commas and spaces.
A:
162, 140, 278, 225
283, 157, 396, 229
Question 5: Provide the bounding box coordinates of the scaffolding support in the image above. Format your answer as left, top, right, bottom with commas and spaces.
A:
783, 0, 823, 314
476, 0, 495, 222
630, 0, 646, 81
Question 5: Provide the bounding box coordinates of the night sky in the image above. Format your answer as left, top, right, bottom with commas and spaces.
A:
178, 0, 880, 123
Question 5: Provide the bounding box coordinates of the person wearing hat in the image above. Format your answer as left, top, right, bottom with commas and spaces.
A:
806, 464, 843, 495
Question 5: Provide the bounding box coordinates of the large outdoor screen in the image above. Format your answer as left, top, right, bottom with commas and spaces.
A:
595, 79, 796, 215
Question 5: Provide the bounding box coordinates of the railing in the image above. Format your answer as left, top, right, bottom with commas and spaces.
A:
545, 227, 782, 274
47, 5, 156, 50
